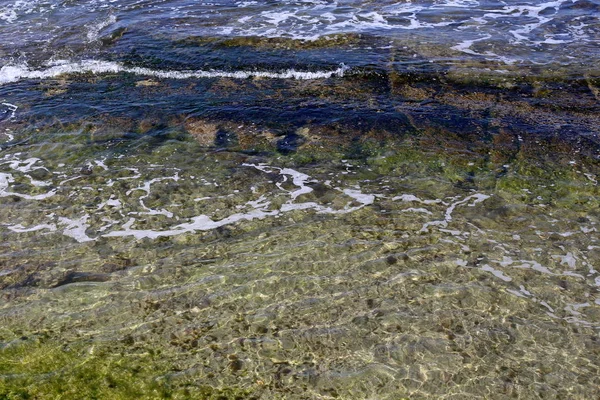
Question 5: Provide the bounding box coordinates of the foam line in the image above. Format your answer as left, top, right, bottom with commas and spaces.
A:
0, 60, 349, 85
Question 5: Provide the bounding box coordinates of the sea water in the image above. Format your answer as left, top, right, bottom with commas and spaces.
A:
1, 1, 599, 399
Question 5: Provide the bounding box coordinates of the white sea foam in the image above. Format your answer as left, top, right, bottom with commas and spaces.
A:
280, 168, 315, 200
343, 188, 374, 206
0, 0, 40, 24
583, 173, 597, 185
243, 163, 316, 200
245, 163, 375, 213
401, 207, 433, 215
393, 194, 444, 205
101, 163, 378, 239
2, 130, 14, 142
0, 172, 56, 200
8, 223, 57, 233
0, 154, 55, 199
419, 193, 490, 233
8, 157, 41, 173
97, 195, 122, 210
86, 14, 117, 42
1, 102, 18, 121
468, 0, 577, 46
481, 264, 512, 282
506, 0, 569, 43
498, 257, 556, 276
0, 60, 349, 86
104, 208, 280, 240
26, 175, 51, 187
451, 35, 519, 64
230, 0, 459, 40
553, 252, 577, 269
434, 0, 480, 8
126, 174, 179, 218
59, 216, 94, 243
444, 193, 490, 222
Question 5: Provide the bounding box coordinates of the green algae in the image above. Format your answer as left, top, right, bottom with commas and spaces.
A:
178, 33, 364, 50
0, 341, 257, 400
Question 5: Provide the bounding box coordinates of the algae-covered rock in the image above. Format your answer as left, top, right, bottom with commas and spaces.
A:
182, 33, 364, 50
184, 118, 218, 146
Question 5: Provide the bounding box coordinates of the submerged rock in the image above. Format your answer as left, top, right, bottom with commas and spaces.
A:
185, 118, 218, 146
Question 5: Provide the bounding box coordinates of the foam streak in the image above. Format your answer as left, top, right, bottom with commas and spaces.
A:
0, 60, 348, 85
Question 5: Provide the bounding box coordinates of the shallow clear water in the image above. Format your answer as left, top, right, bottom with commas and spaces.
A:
0, 123, 599, 398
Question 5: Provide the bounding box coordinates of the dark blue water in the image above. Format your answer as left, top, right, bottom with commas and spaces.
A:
1, 0, 599, 80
